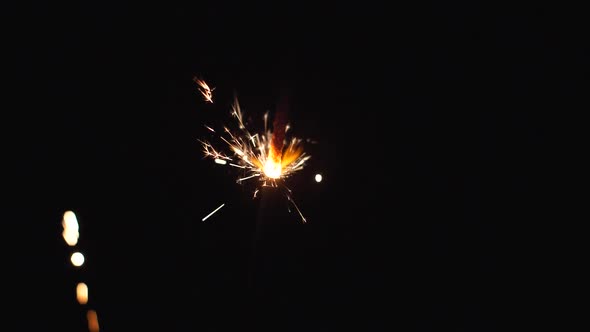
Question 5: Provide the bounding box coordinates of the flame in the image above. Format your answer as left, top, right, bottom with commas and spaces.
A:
262, 137, 305, 179
263, 144, 282, 179
280, 138, 305, 169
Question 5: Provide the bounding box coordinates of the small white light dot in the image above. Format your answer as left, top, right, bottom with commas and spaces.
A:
315, 174, 323, 183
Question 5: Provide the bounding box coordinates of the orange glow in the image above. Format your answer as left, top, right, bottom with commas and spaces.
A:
261, 135, 305, 179
263, 145, 282, 179
62, 210, 79, 246
87, 310, 100, 332
76, 282, 88, 305
280, 140, 304, 170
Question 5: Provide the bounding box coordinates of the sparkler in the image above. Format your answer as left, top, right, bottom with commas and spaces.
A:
196, 78, 311, 223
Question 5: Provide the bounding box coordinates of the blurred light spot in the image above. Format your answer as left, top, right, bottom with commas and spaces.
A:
71, 252, 85, 267
214, 158, 227, 165
62, 210, 79, 246
76, 282, 88, 305
315, 173, 323, 183
87, 309, 100, 332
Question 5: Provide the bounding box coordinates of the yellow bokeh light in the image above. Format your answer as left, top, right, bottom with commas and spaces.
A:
76, 282, 88, 305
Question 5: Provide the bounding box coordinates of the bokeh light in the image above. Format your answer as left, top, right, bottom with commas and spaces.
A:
76, 282, 88, 305
62, 210, 79, 246
87, 309, 100, 332
70, 252, 85, 267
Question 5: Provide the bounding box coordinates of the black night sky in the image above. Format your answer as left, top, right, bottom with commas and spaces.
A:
4, 2, 576, 331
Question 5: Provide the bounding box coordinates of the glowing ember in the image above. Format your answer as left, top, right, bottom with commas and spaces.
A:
196, 78, 311, 222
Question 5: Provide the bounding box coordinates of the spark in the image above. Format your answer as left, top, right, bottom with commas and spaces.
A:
194, 77, 214, 103
198, 87, 311, 223
202, 203, 225, 222
237, 173, 261, 183
287, 193, 307, 224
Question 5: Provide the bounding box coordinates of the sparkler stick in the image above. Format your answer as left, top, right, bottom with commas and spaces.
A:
247, 186, 303, 329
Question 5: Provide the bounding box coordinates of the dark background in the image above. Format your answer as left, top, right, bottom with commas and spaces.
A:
4, 1, 576, 331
